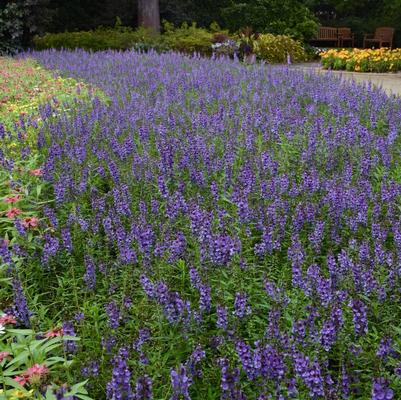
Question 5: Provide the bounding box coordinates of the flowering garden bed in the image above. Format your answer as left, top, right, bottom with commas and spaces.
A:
320, 48, 401, 72
2, 50, 401, 398
0, 57, 102, 399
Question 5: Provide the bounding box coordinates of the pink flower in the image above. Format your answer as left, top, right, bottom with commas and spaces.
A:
5, 207, 21, 218
44, 327, 64, 338
13, 364, 49, 386
22, 217, 39, 228
0, 351, 10, 362
29, 169, 43, 177
4, 195, 21, 204
26, 363, 49, 377
0, 314, 17, 325
14, 375, 29, 386
25, 363, 49, 384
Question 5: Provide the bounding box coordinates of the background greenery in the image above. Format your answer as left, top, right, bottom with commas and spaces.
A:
2, 0, 401, 54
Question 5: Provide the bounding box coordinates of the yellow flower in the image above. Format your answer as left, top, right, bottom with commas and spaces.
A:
9, 389, 34, 399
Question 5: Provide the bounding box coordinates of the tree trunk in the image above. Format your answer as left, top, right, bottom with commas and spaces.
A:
138, 0, 160, 33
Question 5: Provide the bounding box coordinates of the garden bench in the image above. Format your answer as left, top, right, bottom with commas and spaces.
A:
363, 27, 394, 48
314, 27, 339, 46
338, 27, 354, 47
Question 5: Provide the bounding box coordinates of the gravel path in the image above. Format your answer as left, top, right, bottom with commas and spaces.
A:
290, 62, 401, 96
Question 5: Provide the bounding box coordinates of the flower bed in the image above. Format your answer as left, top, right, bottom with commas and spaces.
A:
0, 57, 106, 398
0, 57, 104, 129
3, 49, 401, 398
320, 48, 401, 72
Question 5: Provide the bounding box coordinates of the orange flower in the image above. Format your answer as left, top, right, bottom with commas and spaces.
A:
6, 208, 21, 218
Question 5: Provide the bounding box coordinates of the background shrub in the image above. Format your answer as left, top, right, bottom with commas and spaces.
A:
34, 27, 311, 64
221, 0, 319, 41
255, 34, 307, 63
162, 21, 216, 54
34, 26, 162, 52
34, 22, 233, 57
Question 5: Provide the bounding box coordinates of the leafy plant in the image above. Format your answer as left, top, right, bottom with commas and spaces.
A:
0, 316, 90, 399
221, 0, 319, 41
33, 26, 162, 52
0, 2, 25, 55
161, 21, 217, 54
254, 33, 307, 63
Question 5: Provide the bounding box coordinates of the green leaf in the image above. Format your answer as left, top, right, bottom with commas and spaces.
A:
64, 380, 90, 397
6, 328, 34, 336
1, 376, 30, 393
5, 349, 30, 368
44, 387, 58, 400
75, 395, 93, 400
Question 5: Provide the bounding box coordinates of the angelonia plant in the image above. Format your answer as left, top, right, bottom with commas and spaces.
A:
2, 48, 401, 399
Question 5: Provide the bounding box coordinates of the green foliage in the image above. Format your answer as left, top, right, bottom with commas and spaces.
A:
305, 0, 401, 46
255, 34, 307, 63
162, 21, 217, 54
34, 22, 231, 56
0, 0, 49, 54
34, 26, 162, 52
221, 0, 319, 40
0, 323, 90, 399
0, 2, 25, 54
159, 0, 232, 28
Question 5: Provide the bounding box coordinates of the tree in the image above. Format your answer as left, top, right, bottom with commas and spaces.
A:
138, 0, 160, 32
0, 0, 51, 54
221, 0, 319, 40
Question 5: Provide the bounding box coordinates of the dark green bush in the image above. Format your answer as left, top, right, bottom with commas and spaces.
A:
221, 0, 319, 41
33, 27, 162, 52
0, 2, 26, 54
33, 23, 231, 56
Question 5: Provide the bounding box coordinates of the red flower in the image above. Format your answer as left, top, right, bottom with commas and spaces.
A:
6, 208, 21, 218
0, 314, 16, 325
4, 195, 21, 204
22, 216, 39, 228
29, 169, 43, 177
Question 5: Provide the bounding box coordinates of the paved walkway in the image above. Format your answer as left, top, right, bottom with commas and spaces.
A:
290, 62, 401, 96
